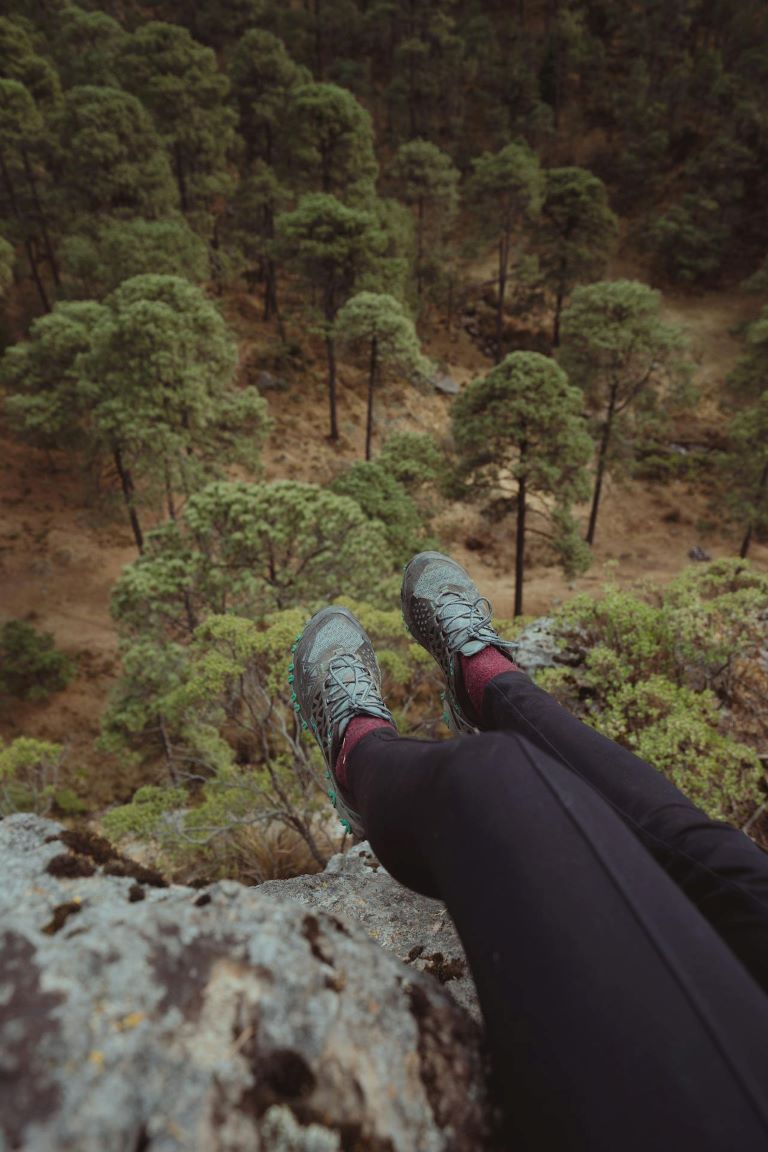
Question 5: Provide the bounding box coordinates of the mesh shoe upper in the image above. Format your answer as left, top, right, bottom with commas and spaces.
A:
401, 551, 518, 731
291, 606, 393, 837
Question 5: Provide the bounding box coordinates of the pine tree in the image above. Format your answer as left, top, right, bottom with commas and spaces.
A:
228, 29, 309, 169
289, 82, 378, 202
384, 0, 465, 143
277, 193, 385, 440
0, 79, 59, 311
219, 163, 288, 321
535, 167, 618, 347
728, 305, 768, 402
111, 479, 392, 637
0, 16, 61, 109
0, 235, 13, 297
559, 280, 690, 545
452, 351, 592, 616
334, 291, 432, 459
52, 86, 178, 222
77, 274, 265, 546
60, 216, 208, 299
467, 142, 542, 362
116, 22, 237, 215
3, 277, 267, 552
393, 139, 459, 301
329, 461, 428, 562
51, 5, 126, 89
2, 300, 102, 451
718, 393, 768, 559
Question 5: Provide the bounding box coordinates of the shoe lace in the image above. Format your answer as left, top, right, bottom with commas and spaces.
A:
435, 589, 515, 655
325, 653, 390, 732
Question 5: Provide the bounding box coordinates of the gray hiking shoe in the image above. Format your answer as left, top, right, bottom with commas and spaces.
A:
401, 551, 518, 733
288, 606, 394, 838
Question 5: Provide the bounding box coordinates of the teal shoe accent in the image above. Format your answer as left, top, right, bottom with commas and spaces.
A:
290, 604, 394, 839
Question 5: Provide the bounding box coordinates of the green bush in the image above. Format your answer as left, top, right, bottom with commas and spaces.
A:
0, 737, 64, 815
377, 432, 446, 495
102, 601, 443, 880
0, 620, 75, 701
329, 460, 434, 563
538, 560, 768, 827
648, 194, 728, 285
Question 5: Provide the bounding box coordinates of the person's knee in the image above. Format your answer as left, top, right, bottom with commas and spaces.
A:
436, 730, 525, 803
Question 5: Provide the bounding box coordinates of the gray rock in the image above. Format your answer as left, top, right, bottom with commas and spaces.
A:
256, 370, 289, 392
0, 815, 493, 1152
431, 373, 461, 396
688, 545, 712, 562
262, 843, 480, 1020
512, 616, 562, 672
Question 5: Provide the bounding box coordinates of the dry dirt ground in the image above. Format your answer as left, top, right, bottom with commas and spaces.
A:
1, 281, 766, 804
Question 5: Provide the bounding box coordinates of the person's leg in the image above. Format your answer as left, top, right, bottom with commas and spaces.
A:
466, 664, 768, 992
399, 549, 768, 990
347, 725, 768, 1152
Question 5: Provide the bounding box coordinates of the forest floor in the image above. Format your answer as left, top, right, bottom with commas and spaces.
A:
1, 275, 766, 805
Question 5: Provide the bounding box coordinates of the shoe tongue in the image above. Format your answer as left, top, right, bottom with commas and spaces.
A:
459, 638, 488, 657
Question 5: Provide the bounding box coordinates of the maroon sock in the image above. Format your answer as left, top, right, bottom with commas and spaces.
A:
335, 716, 394, 790
459, 648, 519, 721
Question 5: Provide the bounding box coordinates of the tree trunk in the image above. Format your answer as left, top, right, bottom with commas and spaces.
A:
549, 0, 562, 131
0, 152, 50, 312
24, 235, 50, 313
22, 148, 60, 286
496, 230, 510, 364
514, 463, 527, 618
264, 260, 283, 339
174, 143, 189, 213
320, 144, 332, 193
586, 384, 617, 546
113, 444, 144, 553
313, 0, 325, 78
739, 457, 768, 559
552, 284, 565, 347
182, 591, 198, 636
365, 335, 378, 461
325, 328, 339, 441
416, 196, 424, 298
164, 459, 177, 521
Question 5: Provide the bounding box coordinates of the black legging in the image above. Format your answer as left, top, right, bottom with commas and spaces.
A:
347, 670, 768, 1151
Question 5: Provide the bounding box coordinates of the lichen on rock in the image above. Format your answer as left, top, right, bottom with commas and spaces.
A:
0, 814, 495, 1152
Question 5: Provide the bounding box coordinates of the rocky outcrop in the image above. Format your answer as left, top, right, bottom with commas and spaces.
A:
0, 814, 494, 1152
262, 844, 480, 1021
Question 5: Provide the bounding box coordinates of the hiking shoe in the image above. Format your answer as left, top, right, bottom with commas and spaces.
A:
288, 606, 394, 838
401, 551, 518, 733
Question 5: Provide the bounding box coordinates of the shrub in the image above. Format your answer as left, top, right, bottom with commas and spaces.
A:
0, 737, 64, 815
0, 621, 74, 701
377, 432, 446, 496
538, 561, 768, 828
329, 460, 434, 563
101, 601, 443, 881
648, 194, 727, 285
111, 480, 394, 639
